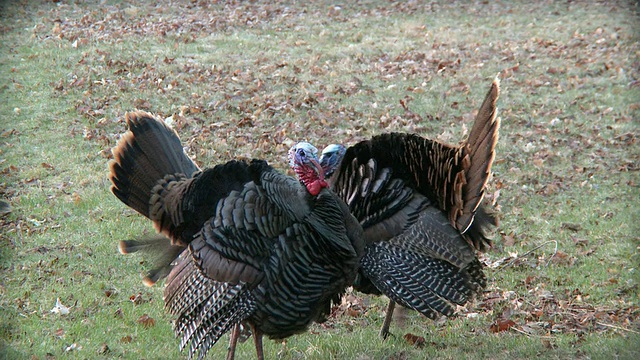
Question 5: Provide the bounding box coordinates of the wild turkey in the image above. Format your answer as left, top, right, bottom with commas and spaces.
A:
319, 78, 501, 338
108, 111, 364, 359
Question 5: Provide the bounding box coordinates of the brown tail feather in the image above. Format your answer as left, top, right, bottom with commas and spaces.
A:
455, 77, 500, 234
464, 205, 498, 251
119, 235, 186, 286
108, 111, 199, 218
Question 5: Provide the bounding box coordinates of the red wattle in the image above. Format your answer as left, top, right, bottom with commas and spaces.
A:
306, 180, 328, 196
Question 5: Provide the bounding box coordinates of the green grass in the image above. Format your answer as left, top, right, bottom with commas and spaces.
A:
1, 0, 638, 359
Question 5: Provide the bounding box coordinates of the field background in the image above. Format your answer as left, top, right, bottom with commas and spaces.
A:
1, 1, 638, 359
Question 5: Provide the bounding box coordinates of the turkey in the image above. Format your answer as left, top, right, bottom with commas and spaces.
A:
108, 111, 364, 360
319, 78, 501, 338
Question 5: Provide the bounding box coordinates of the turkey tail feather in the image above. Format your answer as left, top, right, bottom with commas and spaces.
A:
118, 235, 185, 286
457, 77, 500, 234
109, 111, 199, 218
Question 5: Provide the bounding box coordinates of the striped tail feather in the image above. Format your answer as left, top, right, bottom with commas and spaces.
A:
361, 242, 478, 320
164, 253, 256, 360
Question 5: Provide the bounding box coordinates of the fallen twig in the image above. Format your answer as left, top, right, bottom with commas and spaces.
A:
510, 326, 555, 339
596, 321, 640, 334
496, 240, 558, 272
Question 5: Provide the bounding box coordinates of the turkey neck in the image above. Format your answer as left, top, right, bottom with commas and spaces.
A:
294, 164, 327, 196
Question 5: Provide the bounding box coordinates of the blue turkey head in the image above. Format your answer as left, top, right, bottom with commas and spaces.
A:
288, 142, 326, 196
319, 144, 346, 179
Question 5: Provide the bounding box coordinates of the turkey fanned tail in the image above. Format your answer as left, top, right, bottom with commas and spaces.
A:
460, 78, 500, 234
109, 111, 199, 220
109, 111, 261, 285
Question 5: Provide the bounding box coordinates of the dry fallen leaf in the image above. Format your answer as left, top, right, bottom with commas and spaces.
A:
130, 293, 143, 305
71, 192, 81, 205
551, 250, 574, 265
120, 335, 132, 344
490, 319, 516, 333
503, 233, 515, 247
98, 343, 110, 354
531, 309, 544, 319
561, 222, 583, 232
137, 314, 156, 328
541, 338, 556, 349
403, 333, 426, 348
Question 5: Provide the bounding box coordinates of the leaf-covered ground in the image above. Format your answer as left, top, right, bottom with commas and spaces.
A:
1, 1, 638, 359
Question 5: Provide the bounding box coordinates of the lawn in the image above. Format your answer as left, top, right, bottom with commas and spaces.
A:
1, 1, 638, 359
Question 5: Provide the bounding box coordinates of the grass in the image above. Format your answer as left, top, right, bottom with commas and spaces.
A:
1, 0, 638, 359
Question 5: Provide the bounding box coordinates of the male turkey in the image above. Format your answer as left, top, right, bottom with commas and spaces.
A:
319, 78, 501, 338
109, 111, 364, 359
